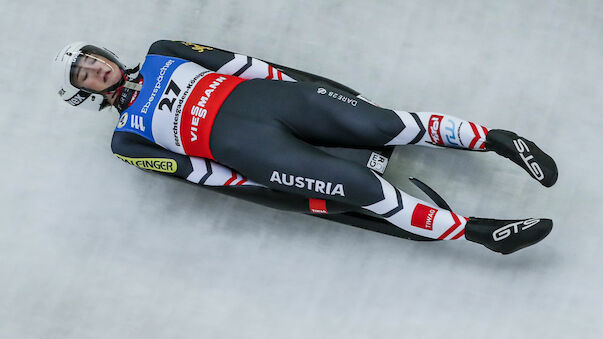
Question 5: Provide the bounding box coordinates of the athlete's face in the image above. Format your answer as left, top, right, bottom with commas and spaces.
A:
71, 53, 122, 92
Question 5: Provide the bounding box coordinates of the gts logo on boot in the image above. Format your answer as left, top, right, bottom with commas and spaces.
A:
513, 139, 545, 180
493, 219, 540, 241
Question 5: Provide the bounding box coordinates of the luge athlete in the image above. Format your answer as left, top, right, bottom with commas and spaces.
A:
53, 40, 558, 254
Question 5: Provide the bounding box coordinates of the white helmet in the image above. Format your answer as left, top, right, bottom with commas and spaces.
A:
53, 41, 127, 111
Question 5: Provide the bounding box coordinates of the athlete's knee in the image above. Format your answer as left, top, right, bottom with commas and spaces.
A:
358, 176, 389, 206
332, 167, 387, 206
374, 109, 405, 139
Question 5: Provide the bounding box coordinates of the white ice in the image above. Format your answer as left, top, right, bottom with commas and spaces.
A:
0, 1, 602, 338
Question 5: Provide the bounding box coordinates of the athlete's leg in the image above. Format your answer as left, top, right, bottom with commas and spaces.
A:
210, 114, 552, 253
210, 115, 468, 240
212, 82, 553, 253
237, 79, 557, 187
299, 82, 558, 186
263, 80, 490, 150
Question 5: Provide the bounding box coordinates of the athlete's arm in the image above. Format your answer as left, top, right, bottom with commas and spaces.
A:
147, 40, 365, 97
111, 131, 343, 213
148, 40, 295, 81
111, 131, 260, 186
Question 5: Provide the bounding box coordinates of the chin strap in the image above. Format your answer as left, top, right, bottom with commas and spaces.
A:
123, 80, 142, 91
102, 64, 141, 95
111, 65, 142, 112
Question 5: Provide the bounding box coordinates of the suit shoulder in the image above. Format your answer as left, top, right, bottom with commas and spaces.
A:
110, 130, 127, 154
148, 39, 176, 55
111, 130, 148, 154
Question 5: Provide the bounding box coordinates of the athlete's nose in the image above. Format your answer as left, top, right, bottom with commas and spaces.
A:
94, 62, 109, 81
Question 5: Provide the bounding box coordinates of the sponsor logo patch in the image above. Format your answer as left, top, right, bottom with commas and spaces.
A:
444, 118, 459, 146
309, 199, 328, 214
317, 88, 357, 106
411, 203, 438, 230
130, 114, 145, 132
428, 115, 444, 145
513, 139, 545, 180
179, 41, 214, 53
117, 112, 128, 128
188, 75, 227, 143
141, 59, 175, 114
114, 154, 177, 173
493, 218, 540, 241
172, 72, 207, 147
367, 152, 388, 174
66, 91, 90, 106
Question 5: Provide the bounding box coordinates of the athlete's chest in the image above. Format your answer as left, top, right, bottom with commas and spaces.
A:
114, 54, 241, 156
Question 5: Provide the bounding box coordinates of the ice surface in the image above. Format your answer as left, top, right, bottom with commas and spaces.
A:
0, 0, 602, 338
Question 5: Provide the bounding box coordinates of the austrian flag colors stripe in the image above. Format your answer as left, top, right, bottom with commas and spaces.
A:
265, 65, 284, 80
224, 170, 238, 186
480, 126, 489, 149
438, 212, 466, 240
180, 73, 245, 160
468, 122, 489, 150
223, 170, 249, 186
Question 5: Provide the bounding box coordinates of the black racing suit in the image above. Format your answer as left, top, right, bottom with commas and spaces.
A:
111, 40, 494, 240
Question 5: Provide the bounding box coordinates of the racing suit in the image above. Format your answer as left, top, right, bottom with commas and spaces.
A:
111, 40, 492, 240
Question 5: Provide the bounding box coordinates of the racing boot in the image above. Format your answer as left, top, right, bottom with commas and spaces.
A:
485, 129, 558, 187
465, 217, 553, 254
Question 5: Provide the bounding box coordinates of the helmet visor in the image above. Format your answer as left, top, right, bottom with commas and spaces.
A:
69, 46, 124, 94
